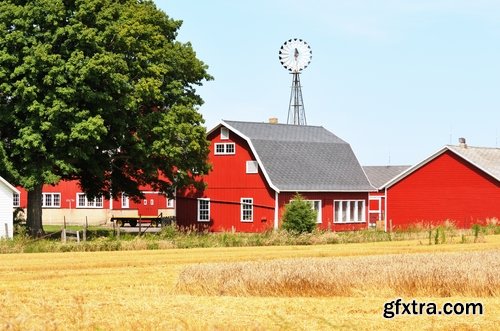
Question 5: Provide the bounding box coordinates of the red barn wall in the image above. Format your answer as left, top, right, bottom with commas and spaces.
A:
387, 150, 500, 229
278, 192, 369, 231
176, 127, 276, 232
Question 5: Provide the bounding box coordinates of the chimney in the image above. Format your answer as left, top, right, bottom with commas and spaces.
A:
458, 137, 467, 148
269, 117, 278, 124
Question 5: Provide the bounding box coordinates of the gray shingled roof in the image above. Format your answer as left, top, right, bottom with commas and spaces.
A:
447, 145, 500, 181
222, 120, 374, 192
363, 166, 411, 189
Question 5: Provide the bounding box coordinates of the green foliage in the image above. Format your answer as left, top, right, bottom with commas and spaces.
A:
0, 0, 212, 235
281, 194, 317, 234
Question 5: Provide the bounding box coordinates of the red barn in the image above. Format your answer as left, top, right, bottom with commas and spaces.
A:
15, 181, 174, 226
176, 120, 374, 232
380, 141, 500, 230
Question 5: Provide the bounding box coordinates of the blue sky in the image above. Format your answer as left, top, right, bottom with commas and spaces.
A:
156, 0, 500, 165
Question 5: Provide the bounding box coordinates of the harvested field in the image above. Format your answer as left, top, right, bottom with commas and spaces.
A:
1, 236, 499, 330
175, 250, 500, 298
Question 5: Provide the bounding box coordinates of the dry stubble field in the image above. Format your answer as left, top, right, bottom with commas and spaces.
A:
0, 236, 499, 330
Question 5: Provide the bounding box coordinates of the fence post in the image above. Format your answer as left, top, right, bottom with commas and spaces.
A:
83, 216, 88, 242
4, 223, 8, 238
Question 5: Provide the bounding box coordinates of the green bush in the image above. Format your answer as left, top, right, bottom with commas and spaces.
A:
281, 193, 317, 234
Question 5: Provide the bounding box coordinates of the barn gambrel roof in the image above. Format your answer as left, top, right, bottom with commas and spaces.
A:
210, 120, 374, 192
382, 144, 500, 188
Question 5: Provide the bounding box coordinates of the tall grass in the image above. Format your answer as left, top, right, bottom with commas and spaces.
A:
1, 222, 499, 253
174, 250, 500, 298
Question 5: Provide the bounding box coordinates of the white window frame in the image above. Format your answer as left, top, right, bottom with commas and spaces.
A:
167, 198, 175, 208
13, 192, 20, 207
306, 200, 322, 224
76, 193, 103, 208
197, 198, 210, 222
214, 143, 236, 155
42, 193, 61, 208
240, 198, 253, 222
334, 200, 366, 223
246, 160, 259, 174
220, 127, 229, 140
121, 194, 129, 208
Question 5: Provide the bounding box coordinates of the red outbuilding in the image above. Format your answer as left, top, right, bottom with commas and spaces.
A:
378, 140, 500, 230
176, 120, 375, 232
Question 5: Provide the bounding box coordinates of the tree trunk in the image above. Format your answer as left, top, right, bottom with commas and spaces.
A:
27, 183, 44, 237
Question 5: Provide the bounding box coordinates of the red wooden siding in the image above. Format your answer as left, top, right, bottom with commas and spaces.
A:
386, 150, 500, 229
176, 128, 276, 232
278, 192, 369, 231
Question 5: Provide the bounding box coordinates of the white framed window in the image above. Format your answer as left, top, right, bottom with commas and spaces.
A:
220, 127, 229, 140
246, 160, 258, 174
121, 194, 129, 208
167, 198, 174, 208
197, 198, 210, 222
306, 200, 322, 223
214, 143, 236, 155
13, 192, 20, 207
76, 193, 103, 208
241, 198, 253, 222
150, 199, 154, 206
334, 200, 366, 223
42, 193, 61, 208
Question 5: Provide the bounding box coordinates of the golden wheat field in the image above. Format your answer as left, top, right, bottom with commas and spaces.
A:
1, 236, 499, 331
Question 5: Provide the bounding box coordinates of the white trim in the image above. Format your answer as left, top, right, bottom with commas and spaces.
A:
305, 200, 322, 224
167, 198, 174, 208
42, 192, 61, 208
0, 176, 19, 193
76, 193, 103, 208
214, 142, 236, 155
13, 192, 20, 207
121, 194, 129, 208
384, 187, 388, 232
333, 200, 366, 223
246, 160, 259, 174
197, 198, 210, 222
280, 189, 375, 193
240, 198, 253, 222
220, 127, 229, 140
274, 191, 279, 230
218, 121, 280, 192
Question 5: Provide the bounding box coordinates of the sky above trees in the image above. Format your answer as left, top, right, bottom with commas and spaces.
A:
159, 0, 500, 165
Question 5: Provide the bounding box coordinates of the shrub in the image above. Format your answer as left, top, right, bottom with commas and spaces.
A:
281, 194, 317, 234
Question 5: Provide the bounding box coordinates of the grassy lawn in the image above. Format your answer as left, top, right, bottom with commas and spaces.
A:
0, 235, 499, 330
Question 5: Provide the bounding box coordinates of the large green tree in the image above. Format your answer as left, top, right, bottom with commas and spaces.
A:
0, 0, 212, 236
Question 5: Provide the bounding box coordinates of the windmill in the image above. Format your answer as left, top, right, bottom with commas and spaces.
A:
279, 38, 312, 125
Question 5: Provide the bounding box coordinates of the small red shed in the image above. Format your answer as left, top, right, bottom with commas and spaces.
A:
381, 141, 500, 229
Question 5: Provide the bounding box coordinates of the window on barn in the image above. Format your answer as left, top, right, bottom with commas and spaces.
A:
220, 127, 229, 140
197, 198, 210, 222
13, 192, 20, 207
246, 161, 259, 174
306, 200, 322, 223
167, 199, 174, 208
121, 194, 129, 208
334, 200, 365, 223
240, 198, 253, 222
214, 143, 236, 155
76, 193, 103, 208
42, 193, 61, 208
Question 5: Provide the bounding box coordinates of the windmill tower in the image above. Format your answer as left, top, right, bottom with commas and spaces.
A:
279, 38, 312, 125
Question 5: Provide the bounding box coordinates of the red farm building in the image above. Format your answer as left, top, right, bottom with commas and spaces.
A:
176, 120, 375, 232
372, 140, 500, 230
15, 181, 175, 226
